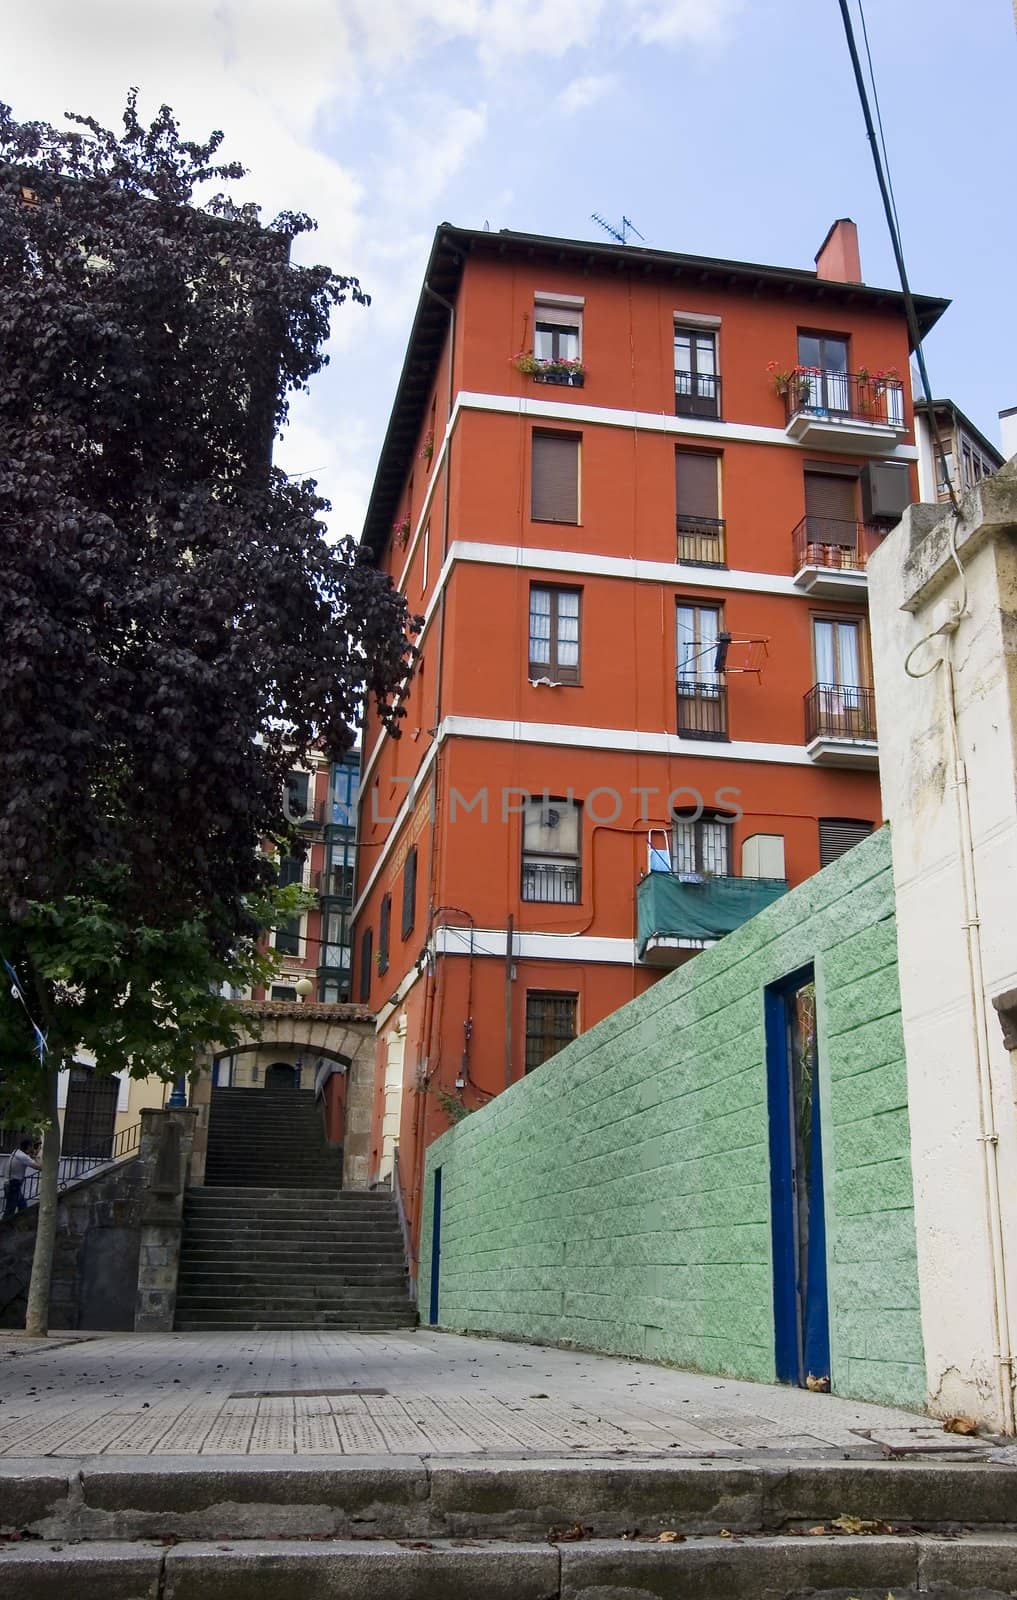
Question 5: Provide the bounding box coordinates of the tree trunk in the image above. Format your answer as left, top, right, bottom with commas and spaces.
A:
24, 1062, 62, 1338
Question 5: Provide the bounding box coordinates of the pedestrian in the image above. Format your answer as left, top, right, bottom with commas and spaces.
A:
3, 1138, 42, 1218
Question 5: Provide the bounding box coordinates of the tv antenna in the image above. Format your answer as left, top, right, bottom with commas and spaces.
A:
591, 212, 645, 246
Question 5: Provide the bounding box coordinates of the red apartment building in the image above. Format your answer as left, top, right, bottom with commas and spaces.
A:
352, 218, 947, 1244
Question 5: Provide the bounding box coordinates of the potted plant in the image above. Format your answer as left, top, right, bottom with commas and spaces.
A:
392, 515, 410, 548
511, 351, 586, 388
419, 430, 434, 464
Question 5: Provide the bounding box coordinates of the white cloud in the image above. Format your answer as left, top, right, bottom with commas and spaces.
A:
7, 0, 745, 534
559, 73, 617, 114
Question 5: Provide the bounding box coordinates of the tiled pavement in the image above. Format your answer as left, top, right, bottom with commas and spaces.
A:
0, 1328, 985, 1461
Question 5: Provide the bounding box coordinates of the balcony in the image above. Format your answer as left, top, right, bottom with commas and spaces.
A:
783, 369, 905, 453
676, 679, 728, 741
791, 516, 883, 599
805, 684, 878, 767
521, 859, 580, 904
637, 871, 788, 966
675, 372, 721, 420
677, 514, 726, 567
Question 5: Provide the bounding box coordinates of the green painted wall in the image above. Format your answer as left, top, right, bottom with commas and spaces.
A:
420, 826, 925, 1410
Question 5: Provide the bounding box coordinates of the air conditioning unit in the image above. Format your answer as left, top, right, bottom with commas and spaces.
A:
862, 460, 911, 523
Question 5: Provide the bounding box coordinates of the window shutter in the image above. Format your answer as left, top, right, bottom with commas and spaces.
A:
401, 845, 417, 939
676, 452, 719, 519
819, 818, 872, 868
804, 471, 857, 524
378, 894, 391, 975
532, 433, 579, 522
358, 928, 372, 1003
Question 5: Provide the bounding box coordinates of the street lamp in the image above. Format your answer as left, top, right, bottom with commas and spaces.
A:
294, 976, 314, 1001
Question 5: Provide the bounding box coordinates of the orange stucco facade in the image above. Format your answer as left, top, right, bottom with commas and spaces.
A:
352, 223, 947, 1258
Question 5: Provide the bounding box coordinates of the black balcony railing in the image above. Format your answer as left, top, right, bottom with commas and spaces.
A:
791, 516, 881, 574
675, 372, 721, 419
677, 515, 726, 566
783, 369, 904, 429
676, 679, 728, 740
805, 683, 877, 744
521, 859, 580, 904
532, 368, 585, 388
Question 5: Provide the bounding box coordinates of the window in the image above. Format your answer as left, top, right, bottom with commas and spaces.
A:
675, 450, 724, 565
676, 602, 727, 739
525, 991, 578, 1073
322, 906, 352, 970
531, 431, 579, 523
285, 769, 310, 819
961, 438, 996, 490
325, 838, 356, 901
529, 586, 581, 683
534, 307, 581, 365
378, 893, 391, 976
813, 617, 865, 689
521, 796, 581, 903
809, 618, 875, 740
358, 927, 373, 1003
274, 852, 304, 956
332, 761, 360, 824
320, 976, 351, 1004
819, 818, 873, 868
671, 813, 732, 878
802, 469, 860, 564
401, 845, 417, 939
674, 326, 720, 418
421, 520, 430, 594
270, 985, 298, 1002
797, 332, 849, 412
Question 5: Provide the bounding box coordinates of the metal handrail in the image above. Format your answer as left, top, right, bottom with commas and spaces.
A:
3, 1120, 142, 1215
674, 372, 722, 419
392, 1146, 418, 1301
805, 683, 877, 743
791, 515, 881, 573
783, 369, 904, 428
676, 514, 726, 566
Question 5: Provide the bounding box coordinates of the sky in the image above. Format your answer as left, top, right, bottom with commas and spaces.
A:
7, 0, 1015, 537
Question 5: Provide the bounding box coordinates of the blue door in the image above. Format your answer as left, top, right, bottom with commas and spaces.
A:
765, 968, 831, 1389
428, 1167, 443, 1327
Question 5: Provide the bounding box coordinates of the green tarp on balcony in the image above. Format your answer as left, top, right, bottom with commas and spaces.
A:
636, 872, 789, 959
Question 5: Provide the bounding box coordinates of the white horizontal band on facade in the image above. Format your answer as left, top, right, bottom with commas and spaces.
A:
457, 390, 920, 461
438, 714, 812, 766
433, 924, 639, 965
450, 540, 802, 596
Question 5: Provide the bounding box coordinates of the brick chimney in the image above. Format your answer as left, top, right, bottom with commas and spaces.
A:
815, 218, 862, 284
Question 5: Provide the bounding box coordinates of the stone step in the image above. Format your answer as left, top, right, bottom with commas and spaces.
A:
172, 1312, 419, 1329
5, 1459, 1017, 1568
179, 1227, 403, 1245
173, 1297, 415, 1314
186, 1186, 374, 1200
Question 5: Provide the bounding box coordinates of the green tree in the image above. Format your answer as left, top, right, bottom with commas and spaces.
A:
0, 94, 416, 1333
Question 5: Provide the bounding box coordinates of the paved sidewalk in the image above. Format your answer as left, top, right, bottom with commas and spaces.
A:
0, 1328, 984, 1461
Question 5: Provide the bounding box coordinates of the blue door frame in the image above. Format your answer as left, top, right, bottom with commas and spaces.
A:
428, 1166, 443, 1326
765, 966, 831, 1388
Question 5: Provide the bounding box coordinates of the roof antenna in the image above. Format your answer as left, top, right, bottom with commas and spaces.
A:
591, 212, 645, 246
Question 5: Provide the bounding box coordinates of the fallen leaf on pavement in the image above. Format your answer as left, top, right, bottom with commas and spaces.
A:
656, 1530, 684, 1543
943, 1415, 979, 1435
548, 1523, 590, 1543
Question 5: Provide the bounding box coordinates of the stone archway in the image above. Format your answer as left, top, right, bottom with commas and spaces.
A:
190, 1001, 376, 1189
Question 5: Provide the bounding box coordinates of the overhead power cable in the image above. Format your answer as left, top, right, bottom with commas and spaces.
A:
837, 0, 962, 516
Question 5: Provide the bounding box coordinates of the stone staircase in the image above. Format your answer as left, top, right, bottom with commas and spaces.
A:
175, 1086, 415, 1331
203, 1085, 342, 1189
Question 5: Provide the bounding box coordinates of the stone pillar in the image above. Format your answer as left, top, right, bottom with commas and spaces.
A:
133, 1106, 197, 1333
343, 1045, 374, 1191
868, 459, 1017, 1430
188, 1064, 212, 1187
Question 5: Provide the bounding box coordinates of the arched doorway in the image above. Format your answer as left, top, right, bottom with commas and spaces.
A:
265, 1062, 299, 1091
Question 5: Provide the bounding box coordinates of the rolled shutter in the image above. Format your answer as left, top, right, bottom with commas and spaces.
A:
804, 472, 857, 545
819, 818, 872, 867
401, 845, 417, 939
532, 433, 579, 523
676, 452, 719, 519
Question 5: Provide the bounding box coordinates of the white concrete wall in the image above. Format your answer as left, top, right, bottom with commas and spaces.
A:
868, 464, 1017, 1430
